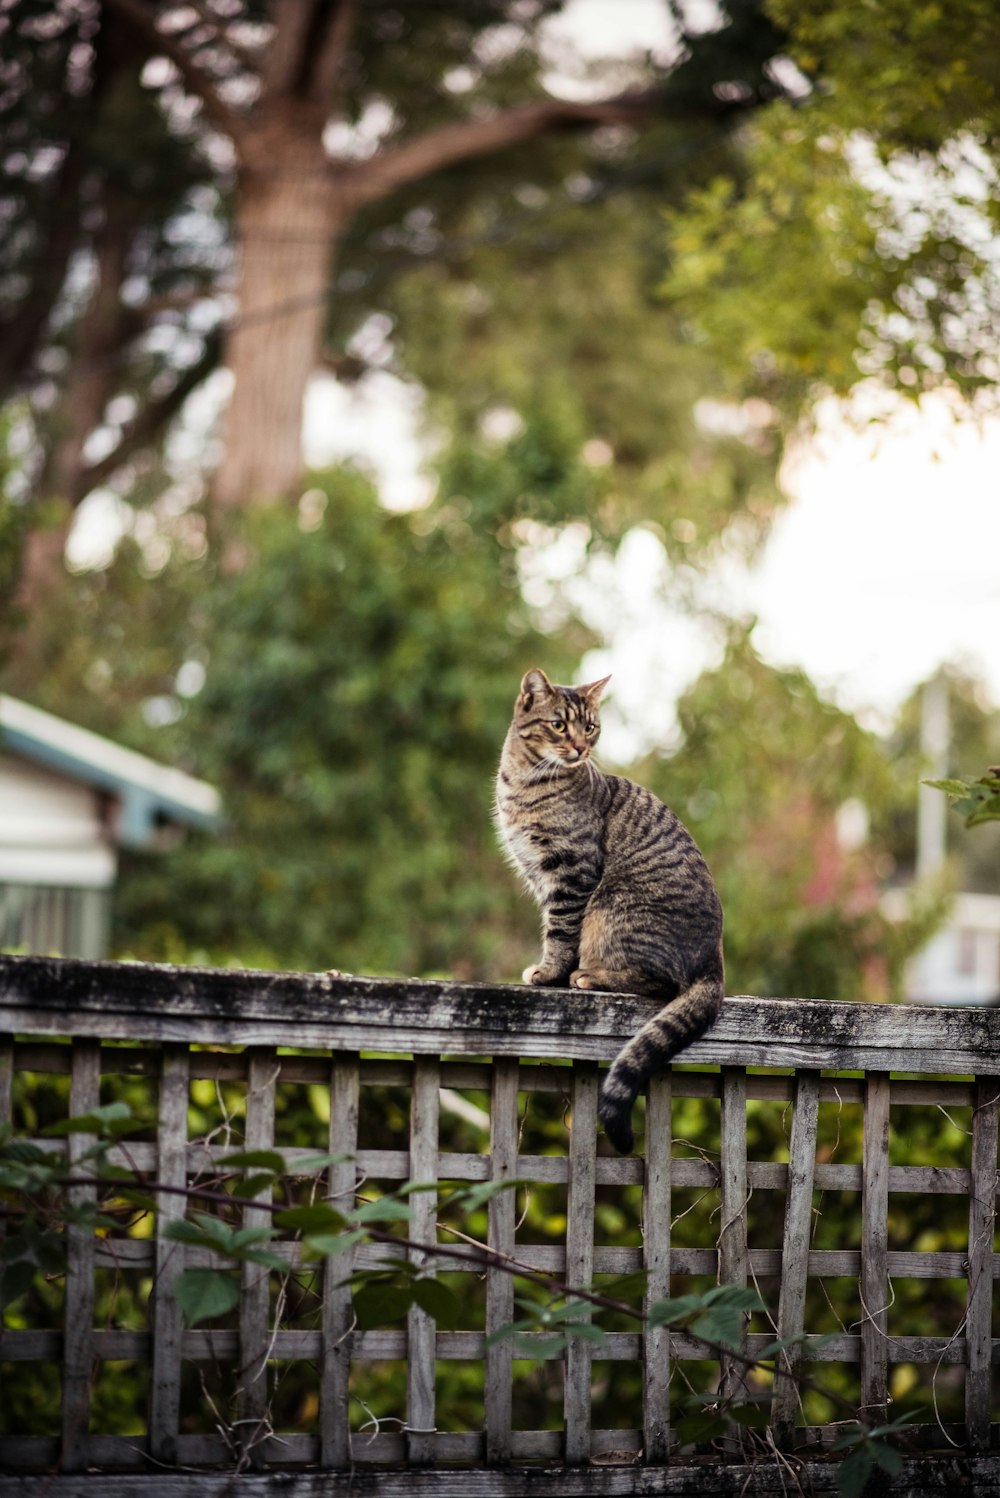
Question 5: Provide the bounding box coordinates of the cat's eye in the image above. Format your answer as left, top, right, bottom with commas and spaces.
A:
551, 719, 567, 732
586, 721, 597, 735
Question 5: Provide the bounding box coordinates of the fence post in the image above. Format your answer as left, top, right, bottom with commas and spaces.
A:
149, 1045, 190, 1466
772, 1068, 820, 1445
320, 1053, 359, 1468
643, 1073, 672, 1463
564, 1061, 598, 1464
406, 1056, 440, 1466
485, 1058, 519, 1466
60, 1038, 101, 1473
966, 1076, 999, 1450
237, 1047, 278, 1467
719, 1066, 749, 1450
860, 1072, 890, 1424
0, 1034, 12, 1406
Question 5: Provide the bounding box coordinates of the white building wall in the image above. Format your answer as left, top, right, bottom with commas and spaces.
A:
898, 892, 1000, 1006
0, 753, 116, 888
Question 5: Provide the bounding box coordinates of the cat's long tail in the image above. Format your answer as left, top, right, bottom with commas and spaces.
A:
597, 972, 724, 1155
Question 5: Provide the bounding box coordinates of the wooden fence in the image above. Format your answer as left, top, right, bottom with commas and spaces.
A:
1, 953, 1000, 1495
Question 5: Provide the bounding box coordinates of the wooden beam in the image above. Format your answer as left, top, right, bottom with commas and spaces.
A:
4, 955, 1000, 1075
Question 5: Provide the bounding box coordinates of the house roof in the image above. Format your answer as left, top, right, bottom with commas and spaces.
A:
0, 694, 221, 849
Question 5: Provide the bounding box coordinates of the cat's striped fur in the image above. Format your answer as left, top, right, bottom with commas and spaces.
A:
495, 668, 724, 1154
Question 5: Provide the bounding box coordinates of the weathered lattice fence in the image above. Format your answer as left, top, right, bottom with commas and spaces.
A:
1, 954, 1000, 1496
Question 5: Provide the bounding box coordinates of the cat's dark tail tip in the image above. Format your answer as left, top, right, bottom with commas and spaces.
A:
598, 1092, 635, 1156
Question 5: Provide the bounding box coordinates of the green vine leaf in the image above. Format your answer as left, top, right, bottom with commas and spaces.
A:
43, 1102, 134, 1138
925, 770, 1000, 828
217, 1149, 286, 1173
410, 1277, 461, 1328
352, 1281, 414, 1328
273, 1204, 346, 1234
350, 1197, 414, 1224
301, 1229, 365, 1260
174, 1268, 240, 1327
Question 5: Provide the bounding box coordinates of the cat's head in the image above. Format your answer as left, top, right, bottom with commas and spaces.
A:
514, 667, 611, 768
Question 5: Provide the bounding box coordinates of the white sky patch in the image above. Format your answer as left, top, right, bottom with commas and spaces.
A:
66, 489, 133, 571
303, 369, 435, 512
543, 0, 680, 59
731, 391, 1000, 722
540, 0, 682, 98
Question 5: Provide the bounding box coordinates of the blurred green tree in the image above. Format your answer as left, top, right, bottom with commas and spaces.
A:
113, 490, 549, 975
662, 0, 1000, 415
639, 631, 936, 1000
7, 431, 595, 975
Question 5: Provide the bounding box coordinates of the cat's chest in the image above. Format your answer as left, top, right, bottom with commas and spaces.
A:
494, 783, 587, 889
496, 817, 542, 878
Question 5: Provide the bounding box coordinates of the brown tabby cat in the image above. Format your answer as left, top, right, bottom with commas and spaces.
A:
495, 668, 724, 1154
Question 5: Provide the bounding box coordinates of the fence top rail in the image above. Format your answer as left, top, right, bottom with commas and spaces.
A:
2, 954, 1000, 1074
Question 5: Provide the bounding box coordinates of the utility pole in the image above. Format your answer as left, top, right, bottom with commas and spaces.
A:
916, 671, 950, 882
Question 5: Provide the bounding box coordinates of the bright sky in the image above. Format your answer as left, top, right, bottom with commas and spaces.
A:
743, 394, 1000, 721
302, 368, 1000, 754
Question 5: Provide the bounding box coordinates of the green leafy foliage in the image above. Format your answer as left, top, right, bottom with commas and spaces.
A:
927, 768, 1000, 828
2, 0, 792, 554
647, 1284, 763, 1351
173, 1268, 240, 1329
0, 1089, 931, 1484
641, 630, 934, 1000
880, 668, 1000, 890
17, 462, 579, 978
664, 0, 1000, 413
832, 1411, 920, 1498
663, 107, 884, 405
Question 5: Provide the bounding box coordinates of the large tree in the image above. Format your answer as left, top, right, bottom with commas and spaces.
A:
0, 0, 790, 587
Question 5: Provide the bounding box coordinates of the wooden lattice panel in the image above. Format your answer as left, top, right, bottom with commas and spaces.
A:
1, 955, 1000, 1495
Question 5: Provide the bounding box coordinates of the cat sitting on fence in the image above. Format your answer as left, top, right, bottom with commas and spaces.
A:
495, 667, 724, 1155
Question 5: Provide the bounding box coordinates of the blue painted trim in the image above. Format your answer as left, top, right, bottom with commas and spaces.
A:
1, 726, 221, 846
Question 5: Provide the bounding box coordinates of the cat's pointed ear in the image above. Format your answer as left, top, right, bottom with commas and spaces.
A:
580, 673, 611, 705
519, 668, 552, 709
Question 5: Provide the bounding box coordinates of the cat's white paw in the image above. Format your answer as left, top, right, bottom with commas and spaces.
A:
523, 964, 562, 986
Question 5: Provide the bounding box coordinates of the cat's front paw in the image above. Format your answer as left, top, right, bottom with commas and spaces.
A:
523, 964, 567, 987
570, 968, 612, 991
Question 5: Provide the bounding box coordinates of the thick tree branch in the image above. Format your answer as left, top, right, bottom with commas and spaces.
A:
345, 87, 667, 209
77, 331, 222, 499
0, 141, 86, 396
259, 0, 320, 100
103, 0, 249, 148
309, 0, 359, 107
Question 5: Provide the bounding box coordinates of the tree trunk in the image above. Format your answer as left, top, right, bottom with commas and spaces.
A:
13, 510, 74, 622
14, 192, 133, 625
44, 195, 133, 509
213, 116, 343, 509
